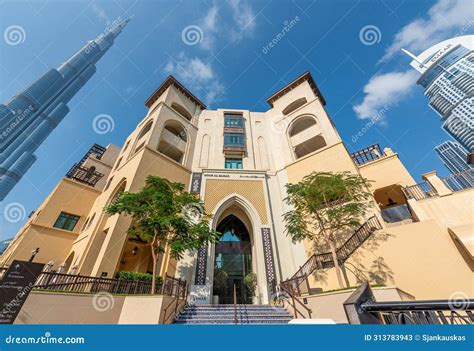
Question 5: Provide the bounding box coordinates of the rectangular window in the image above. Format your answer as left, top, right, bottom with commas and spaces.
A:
225, 158, 243, 169
224, 133, 245, 147
224, 114, 244, 128
53, 212, 80, 231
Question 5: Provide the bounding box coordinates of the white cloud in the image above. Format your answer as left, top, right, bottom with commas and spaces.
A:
199, 6, 219, 50
91, 3, 109, 24
229, 0, 257, 40
380, 0, 474, 62
354, 0, 473, 121
353, 70, 418, 119
164, 53, 225, 106
196, 1, 256, 50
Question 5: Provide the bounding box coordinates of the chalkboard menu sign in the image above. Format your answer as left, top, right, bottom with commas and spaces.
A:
0, 260, 44, 324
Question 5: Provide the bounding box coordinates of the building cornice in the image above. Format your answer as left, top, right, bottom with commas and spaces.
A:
266, 71, 326, 107
145, 75, 207, 110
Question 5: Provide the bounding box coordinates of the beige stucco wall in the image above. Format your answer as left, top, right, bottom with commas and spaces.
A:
16, 292, 181, 324
293, 286, 414, 323
0, 179, 101, 269
358, 151, 416, 189
315, 219, 473, 300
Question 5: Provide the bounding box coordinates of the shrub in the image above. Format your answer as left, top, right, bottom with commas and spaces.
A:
116, 271, 162, 285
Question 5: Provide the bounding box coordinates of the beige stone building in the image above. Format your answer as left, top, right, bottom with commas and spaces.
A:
2, 72, 472, 306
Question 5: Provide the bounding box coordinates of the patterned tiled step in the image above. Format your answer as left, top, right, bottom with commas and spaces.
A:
175, 304, 292, 325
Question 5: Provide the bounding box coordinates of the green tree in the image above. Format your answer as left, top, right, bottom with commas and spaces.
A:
105, 175, 220, 293
283, 171, 373, 288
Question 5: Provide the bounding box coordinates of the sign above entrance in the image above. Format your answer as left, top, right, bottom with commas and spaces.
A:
203, 171, 266, 180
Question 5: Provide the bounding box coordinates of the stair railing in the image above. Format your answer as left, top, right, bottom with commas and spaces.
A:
280, 216, 382, 297
277, 285, 312, 319
233, 284, 238, 324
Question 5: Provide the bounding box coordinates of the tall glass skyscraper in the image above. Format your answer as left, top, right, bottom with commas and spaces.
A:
403, 36, 474, 153
435, 140, 473, 173
0, 18, 130, 201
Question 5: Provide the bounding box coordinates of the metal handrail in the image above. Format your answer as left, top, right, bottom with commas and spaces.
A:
233, 284, 238, 324
344, 282, 474, 324
278, 285, 312, 319
281, 216, 382, 297
163, 280, 188, 324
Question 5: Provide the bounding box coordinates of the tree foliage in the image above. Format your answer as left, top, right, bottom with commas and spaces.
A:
105, 175, 220, 293
284, 171, 373, 244
283, 171, 373, 288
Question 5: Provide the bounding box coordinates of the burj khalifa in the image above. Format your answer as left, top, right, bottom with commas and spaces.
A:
0, 18, 130, 201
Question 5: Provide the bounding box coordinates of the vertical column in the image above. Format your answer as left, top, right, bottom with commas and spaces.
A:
261, 227, 276, 297
194, 242, 208, 285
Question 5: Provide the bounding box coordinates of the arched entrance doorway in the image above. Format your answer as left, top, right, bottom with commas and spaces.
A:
213, 215, 253, 304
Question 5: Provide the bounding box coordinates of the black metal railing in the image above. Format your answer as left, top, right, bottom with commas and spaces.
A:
402, 182, 438, 200
441, 169, 474, 192
280, 216, 382, 296
344, 282, 474, 324
33, 272, 185, 297
66, 164, 104, 187
350, 144, 384, 166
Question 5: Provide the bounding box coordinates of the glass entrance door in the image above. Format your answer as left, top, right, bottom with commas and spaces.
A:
213, 215, 253, 304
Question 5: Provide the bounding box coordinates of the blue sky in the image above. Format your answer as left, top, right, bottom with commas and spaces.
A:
0, 0, 473, 240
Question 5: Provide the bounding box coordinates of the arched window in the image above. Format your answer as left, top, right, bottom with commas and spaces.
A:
283, 97, 307, 115
171, 102, 193, 121
289, 116, 316, 137
108, 180, 127, 205
289, 116, 326, 159
294, 135, 326, 158
157, 120, 188, 164
134, 121, 153, 152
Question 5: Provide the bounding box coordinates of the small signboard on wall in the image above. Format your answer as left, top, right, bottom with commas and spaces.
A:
0, 260, 44, 324
190, 173, 202, 193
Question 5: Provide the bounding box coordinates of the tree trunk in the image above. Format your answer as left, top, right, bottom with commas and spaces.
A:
329, 240, 345, 289
151, 230, 158, 294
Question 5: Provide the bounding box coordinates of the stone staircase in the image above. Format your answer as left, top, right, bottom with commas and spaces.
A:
174, 304, 292, 324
